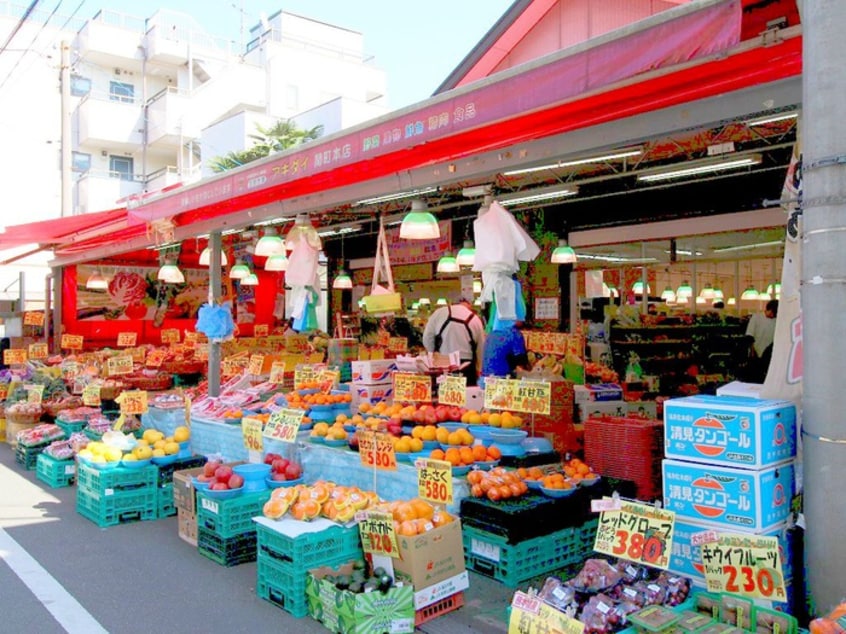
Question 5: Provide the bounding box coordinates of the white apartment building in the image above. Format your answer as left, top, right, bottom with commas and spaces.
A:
0, 3, 388, 310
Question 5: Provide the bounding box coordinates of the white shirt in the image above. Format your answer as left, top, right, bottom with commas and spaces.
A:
422, 303, 486, 366
746, 312, 776, 356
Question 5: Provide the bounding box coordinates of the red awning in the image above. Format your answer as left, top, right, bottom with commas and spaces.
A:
0, 208, 128, 252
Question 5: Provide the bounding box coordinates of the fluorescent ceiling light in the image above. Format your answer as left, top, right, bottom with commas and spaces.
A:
354, 187, 438, 206
499, 186, 578, 207
712, 240, 783, 254
575, 253, 658, 264
637, 154, 762, 182
664, 249, 703, 257
746, 112, 798, 126
503, 148, 642, 176
317, 225, 362, 238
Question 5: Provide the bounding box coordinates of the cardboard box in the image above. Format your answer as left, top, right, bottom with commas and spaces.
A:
465, 387, 484, 411
177, 508, 198, 546
716, 381, 764, 399
577, 400, 627, 422
669, 518, 793, 585
625, 401, 658, 419
664, 395, 796, 469
350, 382, 393, 410
392, 519, 466, 589
662, 458, 794, 531
412, 571, 470, 610
306, 562, 414, 634
351, 360, 397, 383
574, 383, 623, 403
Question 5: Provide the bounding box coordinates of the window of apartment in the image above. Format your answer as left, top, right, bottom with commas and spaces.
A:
109, 80, 134, 103
286, 84, 299, 111
70, 75, 91, 97
71, 151, 91, 172
109, 156, 134, 181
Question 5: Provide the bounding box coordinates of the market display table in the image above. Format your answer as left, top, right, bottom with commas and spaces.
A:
142, 408, 469, 512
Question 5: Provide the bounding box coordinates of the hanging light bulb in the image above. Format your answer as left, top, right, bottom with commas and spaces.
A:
199, 246, 229, 266
676, 280, 693, 299
699, 283, 716, 299
85, 269, 109, 290
436, 253, 459, 273
157, 260, 185, 284
766, 282, 781, 298
550, 239, 577, 264
229, 260, 251, 279
632, 281, 651, 295
264, 253, 288, 271
332, 268, 353, 290
605, 284, 619, 298
399, 199, 439, 240
418, 297, 431, 306
436, 298, 448, 306
241, 273, 259, 286
660, 286, 675, 301
456, 240, 476, 267
254, 228, 285, 257
741, 286, 760, 300
727, 297, 737, 306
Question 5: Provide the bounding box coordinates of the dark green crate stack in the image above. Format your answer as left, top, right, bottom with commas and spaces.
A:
76, 462, 158, 528
36, 453, 76, 488
254, 519, 363, 618
15, 443, 45, 470
195, 490, 271, 566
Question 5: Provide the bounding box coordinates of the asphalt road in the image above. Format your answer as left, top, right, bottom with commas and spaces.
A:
0, 444, 510, 634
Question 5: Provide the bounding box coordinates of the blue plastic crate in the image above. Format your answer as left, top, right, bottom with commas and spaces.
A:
197, 489, 271, 539
76, 485, 157, 528
255, 520, 362, 569
76, 461, 158, 494
36, 453, 76, 488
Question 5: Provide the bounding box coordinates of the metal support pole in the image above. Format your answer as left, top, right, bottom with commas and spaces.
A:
53, 267, 62, 352
60, 41, 71, 217
803, 0, 846, 615
44, 274, 52, 348
208, 232, 222, 397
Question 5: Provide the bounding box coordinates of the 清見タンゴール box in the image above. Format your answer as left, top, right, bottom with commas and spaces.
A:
392, 519, 466, 589
350, 360, 397, 384
668, 517, 793, 585
664, 395, 796, 469
350, 382, 393, 409
662, 459, 794, 531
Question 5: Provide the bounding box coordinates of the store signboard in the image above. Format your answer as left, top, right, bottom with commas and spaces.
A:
701, 533, 786, 601
594, 498, 675, 570
524, 331, 583, 358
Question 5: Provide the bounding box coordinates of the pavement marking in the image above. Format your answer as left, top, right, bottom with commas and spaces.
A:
0, 528, 108, 634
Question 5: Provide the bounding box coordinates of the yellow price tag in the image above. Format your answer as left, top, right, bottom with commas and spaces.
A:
594, 498, 675, 569
24, 311, 44, 327
254, 324, 269, 337
438, 375, 466, 407
318, 369, 340, 393
484, 377, 517, 410
242, 417, 265, 452
263, 408, 302, 443
387, 337, 408, 352
117, 332, 137, 347
508, 590, 585, 634
294, 364, 319, 387
358, 511, 400, 558
701, 532, 786, 600
184, 331, 199, 345
4, 349, 27, 365
160, 328, 180, 344
285, 334, 309, 353
416, 458, 453, 505
25, 384, 45, 404
513, 380, 551, 415
82, 384, 101, 407
107, 355, 134, 376
248, 354, 266, 376
61, 334, 84, 350
146, 349, 166, 367
393, 372, 432, 403
357, 430, 397, 470
269, 361, 286, 384
117, 390, 148, 415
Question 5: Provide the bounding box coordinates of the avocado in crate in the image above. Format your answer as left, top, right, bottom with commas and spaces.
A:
256, 549, 351, 618
36, 453, 76, 488
197, 527, 257, 567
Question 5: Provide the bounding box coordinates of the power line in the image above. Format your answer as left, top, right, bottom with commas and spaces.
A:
0, 0, 64, 93
0, 0, 43, 56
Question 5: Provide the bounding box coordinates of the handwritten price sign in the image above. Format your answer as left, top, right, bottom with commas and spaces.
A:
416, 458, 453, 505
146, 349, 166, 367
248, 354, 266, 376
242, 417, 265, 452
61, 334, 84, 350
107, 355, 134, 376
286, 334, 309, 354
24, 311, 44, 327
28, 343, 48, 360
117, 332, 137, 347
4, 349, 27, 365
594, 498, 676, 569
484, 377, 516, 410
263, 408, 303, 443
254, 324, 269, 337
318, 369, 340, 393
194, 343, 209, 361
118, 390, 148, 415
438, 375, 466, 407
513, 380, 551, 415
294, 364, 319, 387
393, 372, 432, 403
269, 361, 286, 384
357, 430, 397, 470
509, 590, 585, 634
160, 329, 180, 344
82, 384, 101, 407
358, 511, 400, 558
701, 533, 786, 600
387, 337, 408, 353
25, 384, 45, 404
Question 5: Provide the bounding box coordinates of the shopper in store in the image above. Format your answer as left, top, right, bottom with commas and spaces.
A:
746, 299, 778, 382
481, 321, 529, 379
422, 295, 486, 386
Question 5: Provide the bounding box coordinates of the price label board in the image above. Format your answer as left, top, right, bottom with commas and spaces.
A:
25, 384, 45, 404
508, 590, 585, 634
416, 458, 453, 505
701, 533, 786, 601
4, 349, 27, 365
248, 354, 266, 376
358, 511, 400, 558
513, 380, 551, 415
194, 343, 209, 362
294, 364, 319, 387
242, 416, 265, 452
377, 330, 391, 347
357, 430, 397, 470
254, 324, 269, 337
24, 311, 44, 327
28, 343, 48, 360
146, 349, 166, 367
269, 361, 286, 384
438, 375, 467, 407
160, 328, 180, 344
317, 369, 340, 393
263, 408, 303, 443
387, 337, 408, 353
393, 372, 432, 403
61, 334, 84, 350
61, 361, 79, 380
484, 377, 516, 410
126, 346, 146, 364
184, 331, 199, 346
117, 332, 137, 347
594, 498, 675, 569
117, 390, 148, 415
285, 334, 310, 354
107, 355, 134, 376
82, 384, 101, 407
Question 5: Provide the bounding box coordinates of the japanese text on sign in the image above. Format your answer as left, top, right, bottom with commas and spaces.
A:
387, 337, 408, 353
438, 375, 467, 407
146, 349, 166, 367
254, 324, 269, 337
263, 408, 302, 443
184, 331, 199, 345
358, 511, 400, 558
127, 346, 146, 364
357, 430, 397, 470
118, 390, 148, 415
269, 361, 286, 384
24, 311, 44, 327
61, 361, 79, 380
28, 343, 48, 360
160, 329, 180, 344
513, 380, 551, 415
594, 498, 676, 569
285, 335, 310, 354
26, 384, 45, 404
242, 417, 265, 452
248, 354, 266, 376
61, 334, 84, 350
701, 533, 786, 600
82, 384, 101, 407
107, 355, 134, 376
509, 590, 585, 634
394, 372, 432, 403
318, 369, 340, 393
484, 377, 515, 410
4, 349, 27, 365
416, 458, 453, 505
117, 332, 137, 347
294, 365, 319, 386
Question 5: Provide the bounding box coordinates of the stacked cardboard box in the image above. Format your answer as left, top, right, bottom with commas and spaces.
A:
350, 360, 397, 410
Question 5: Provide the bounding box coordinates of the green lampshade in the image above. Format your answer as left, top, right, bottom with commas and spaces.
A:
660, 286, 675, 301
676, 281, 693, 298
254, 230, 285, 257
332, 271, 353, 289
229, 261, 251, 279
436, 254, 459, 273
436, 298, 447, 306
399, 200, 439, 240
264, 253, 288, 271
456, 240, 476, 267
699, 283, 716, 299
241, 273, 259, 286
157, 261, 184, 284
550, 239, 577, 264
632, 281, 651, 295
741, 286, 760, 300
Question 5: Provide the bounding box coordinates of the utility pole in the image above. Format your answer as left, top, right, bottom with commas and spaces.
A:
60, 40, 71, 217
802, 0, 846, 616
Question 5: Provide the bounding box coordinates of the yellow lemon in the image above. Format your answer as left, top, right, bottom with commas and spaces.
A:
133, 444, 153, 460
104, 447, 123, 462
173, 426, 190, 443
143, 429, 163, 444
164, 441, 180, 455
153, 439, 167, 451
122, 453, 137, 462
152, 448, 166, 457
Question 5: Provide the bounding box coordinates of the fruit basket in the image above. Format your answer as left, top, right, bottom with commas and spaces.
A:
6, 404, 44, 425
43, 396, 83, 419
123, 373, 173, 391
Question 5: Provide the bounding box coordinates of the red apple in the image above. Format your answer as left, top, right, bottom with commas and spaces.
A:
271, 458, 289, 474
196, 474, 212, 483
264, 453, 282, 466
272, 472, 288, 482
203, 461, 221, 477
423, 411, 437, 425
214, 465, 233, 483
412, 410, 424, 424
228, 473, 244, 489
284, 463, 302, 480
435, 405, 450, 422
211, 482, 229, 491
449, 406, 463, 421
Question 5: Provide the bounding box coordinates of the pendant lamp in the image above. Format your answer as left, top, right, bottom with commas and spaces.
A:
264, 253, 288, 271
157, 260, 185, 284
241, 273, 259, 286
632, 281, 651, 295
550, 239, 577, 264
418, 297, 431, 306
436, 253, 459, 273
699, 283, 716, 299
333, 268, 353, 289
676, 281, 693, 299
713, 288, 724, 300
255, 228, 285, 257
660, 286, 675, 301
436, 298, 448, 306
399, 199, 439, 240
199, 247, 229, 266
456, 240, 476, 267
85, 270, 109, 290
766, 282, 781, 299
229, 260, 250, 279
741, 286, 760, 300
473, 279, 482, 294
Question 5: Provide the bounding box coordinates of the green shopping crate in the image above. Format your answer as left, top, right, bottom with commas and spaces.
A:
256, 550, 351, 618
157, 484, 176, 519
198, 527, 257, 567
76, 461, 158, 494
255, 520, 362, 569
196, 489, 271, 539
15, 443, 43, 470
76, 484, 157, 528
36, 453, 76, 488
56, 419, 87, 437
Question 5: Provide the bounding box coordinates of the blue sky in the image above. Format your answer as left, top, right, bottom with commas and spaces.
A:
85, 0, 515, 109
